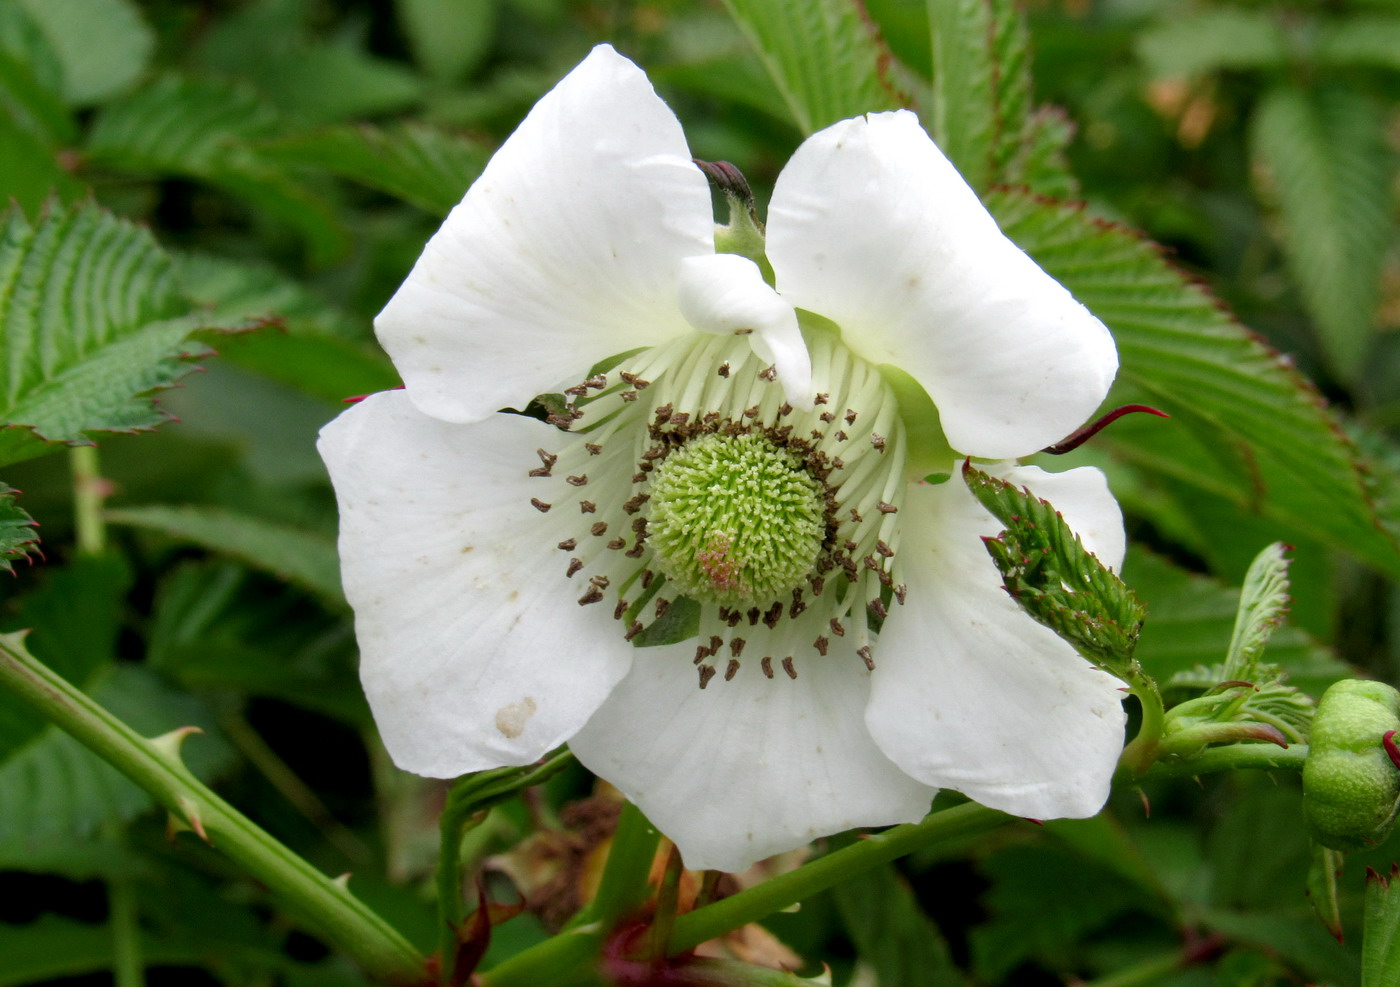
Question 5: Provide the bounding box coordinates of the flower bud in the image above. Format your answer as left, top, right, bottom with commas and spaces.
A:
1303, 679, 1400, 850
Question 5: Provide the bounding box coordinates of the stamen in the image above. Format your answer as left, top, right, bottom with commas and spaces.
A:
725, 659, 740, 681
566, 558, 584, 577
578, 586, 604, 605
814, 636, 829, 656
567, 474, 588, 486
761, 656, 774, 679
730, 638, 746, 657
557, 538, 577, 551
531, 498, 551, 512
698, 665, 716, 689
782, 657, 797, 679
591, 522, 608, 536
580, 501, 596, 513
857, 646, 875, 671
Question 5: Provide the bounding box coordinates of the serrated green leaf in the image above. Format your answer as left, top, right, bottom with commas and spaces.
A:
86, 75, 348, 264
0, 202, 218, 467
395, 0, 496, 84
0, 481, 36, 571
14, 0, 153, 105
833, 863, 967, 987
1129, 549, 1346, 698
965, 464, 1145, 673
1136, 8, 1289, 78
0, 43, 77, 145
1224, 542, 1291, 680
1251, 85, 1393, 382
105, 504, 343, 606
722, 0, 902, 134
987, 190, 1400, 581
1364, 865, 1400, 987
0, 663, 233, 844
258, 123, 489, 216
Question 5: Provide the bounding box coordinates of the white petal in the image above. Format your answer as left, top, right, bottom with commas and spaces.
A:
766, 111, 1118, 459
376, 45, 714, 424
677, 253, 813, 408
318, 392, 632, 777
570, 619, 934, 873
865, 467, 1127, 818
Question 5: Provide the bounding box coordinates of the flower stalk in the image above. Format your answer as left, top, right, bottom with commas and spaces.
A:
0, 633, 428, 986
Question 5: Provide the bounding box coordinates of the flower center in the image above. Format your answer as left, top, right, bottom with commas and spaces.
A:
646, 432, 825, 606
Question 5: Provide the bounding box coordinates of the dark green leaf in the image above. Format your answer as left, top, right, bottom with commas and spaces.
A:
0, 480, 36, 572
13, 0, 153, 105
721, 0, 902, 134
833, 864, 967, 987
1364, 865, 1400, 987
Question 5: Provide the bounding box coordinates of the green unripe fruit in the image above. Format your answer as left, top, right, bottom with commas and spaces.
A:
1303, 679, 1400, 851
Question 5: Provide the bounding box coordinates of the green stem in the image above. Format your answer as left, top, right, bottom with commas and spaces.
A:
70, 445, 107, 556
668, 801, 1010, 955
1117, 673, 1166, 777
109, 871, 145, 987
1139, 742, 1308, 781
0, 634, 426, 986
577, 799, 662, 927
1076, 949, 1183, 987
476, 926, 606, 987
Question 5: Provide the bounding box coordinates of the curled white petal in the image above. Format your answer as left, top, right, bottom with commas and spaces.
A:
865, 467, 1127, 818
677, 253, 813, 408
376, 44, 714, 425
570, 618, 933, 873
318, 392, 632, 777
766, 110, 1118, 459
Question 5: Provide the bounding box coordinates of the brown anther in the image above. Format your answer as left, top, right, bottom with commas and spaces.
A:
632, 517, 648, 533
814, 392, 830, 405
830, 618, 846, 636
546, 415, 574, 429
567, 474, 588, 487
585, 443, 602, 456
669, 412, 690, 426
744, 405, 760, 419
758, 365, 777, 381
537, 448, 558, 466
819, 411, 835, 423
810, 576, 825, 596
654, 404, 674, 422
654, 598, 671, 619
763, 602, 783, 629
614, 600, 629, 620
580, 501, 597, 513
718, 363, 731, 378
531, 498, 552, 513
529, 465, 552, 477
864, 556, 881, 571
747, 607, 761, 625
589, 574, 610, 589
857, 646, 875, 671
814, 636, 829, 656
877, 501, 897, 514
564, 383, 588, 397
557, 538, 577, 551
725, 660, 740, 682
694, 645, 709, 664
566, 558, 584, 577
624, 543, 646, 558
734, 328, 753, 335
894, 584, 908, 604
698, 665, 717, 689
730, 638, 746, 657
624, 621, 644, 641
782, 657, 798, 679
591, 521, 608, 536
868, 598, 888, 619
877, 569, 893, 587
871, 434, 886, 452
831, 457, 844, 469
632, 472, 647, 483
849, 508, 863, 523
790, 598, 807, 618
810, 430, 824, 441
844, 540, 858, 552
876, 540, 894, 558
578, 586, 605, 605
608, 537, 625, 550
642, 570, 655, 588
585, 375, 606, 390
709, 635, 724, 655
778, 402, 793, 417
726, 610, 742, 627
835, 430, 848, 442
761, 656, 774, 679
621, 391, 638, 402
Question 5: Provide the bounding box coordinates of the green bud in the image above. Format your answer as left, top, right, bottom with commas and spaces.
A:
1303, 679, 1400, 851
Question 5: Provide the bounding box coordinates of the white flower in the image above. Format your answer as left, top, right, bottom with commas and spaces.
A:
318, 45, 1127, 873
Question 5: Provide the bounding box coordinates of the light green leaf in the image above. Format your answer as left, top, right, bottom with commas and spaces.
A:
0, 202, 215, 467
1136, 8, 1289, 78
0, 113, 83, 215
0, 481, 35, 572
1224, 542, 1292, 680
258, 122, 489, 216
1364, 866, 1400, 987
105, 504, 343, 606
1250, 85, 1394, 383
721, 0, 902, 134
1315, 17, 1400, 72
395, 0, 496, 84
13, 0, 153, 105
1128, 549, 1346, 698
988, 190, 1400, 580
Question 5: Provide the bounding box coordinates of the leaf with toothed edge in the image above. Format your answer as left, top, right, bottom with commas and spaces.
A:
0, 482, 37, 571
964, 462, 1145, 676
1365, 864, 1400, 987
0, 202, 225, 469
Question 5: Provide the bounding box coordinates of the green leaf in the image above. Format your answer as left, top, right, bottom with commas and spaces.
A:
395, 0, 496, 84
1308, 844, 1346, 944
0, 481, 36, 571
987, 190, 1400, 581
1315, 17, 1400, 72
1136, 8, 1289, 78
1224, 542, 1292, 680
105, 504, 343, 606
1129, 549, 1346, 698
86, 75, 348, 264
258, 122, 489, 216
0, 113, 84, 215
964, 463, 1145, 673
0, 202, 216, 467
1250, 85, 1394, 383
832, 863, 967, 987
13, 0, 153, 105
721, 0, 902, 134
1364, 865, 1400, 987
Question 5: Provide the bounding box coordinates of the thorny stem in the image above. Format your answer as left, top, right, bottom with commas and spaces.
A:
0, 635, 427, 986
